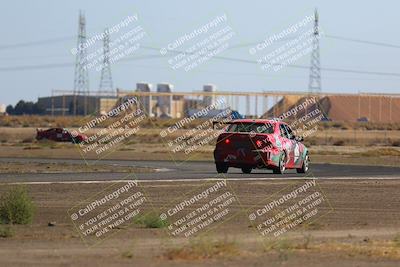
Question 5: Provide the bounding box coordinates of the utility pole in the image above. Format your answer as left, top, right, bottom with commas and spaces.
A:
73, 10, 89, 115
308, 9, 321, 95
99, 29, 114, 95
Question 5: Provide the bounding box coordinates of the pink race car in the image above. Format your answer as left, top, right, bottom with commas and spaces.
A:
214, 119, 309, 174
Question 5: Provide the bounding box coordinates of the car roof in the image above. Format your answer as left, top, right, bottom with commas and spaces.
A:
46, 128, 65, 131
231, 119, 285, 125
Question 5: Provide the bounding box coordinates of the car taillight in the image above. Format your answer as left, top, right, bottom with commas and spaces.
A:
225, 138, 230, 144
256, 140, 263, 147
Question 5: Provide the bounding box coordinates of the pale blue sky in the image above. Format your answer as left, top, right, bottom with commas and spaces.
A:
0, 0, 399, 105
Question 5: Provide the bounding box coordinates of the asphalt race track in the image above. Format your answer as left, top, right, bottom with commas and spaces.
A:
0, 157, 399, 183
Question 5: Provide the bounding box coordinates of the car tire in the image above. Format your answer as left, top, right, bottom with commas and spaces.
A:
296, 154, 309, 173
273, 153, 286, 174
216, 163, 229, 173
241, 167, 252, 174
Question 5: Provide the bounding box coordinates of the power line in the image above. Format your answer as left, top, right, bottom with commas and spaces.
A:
218, 34, 400, 51
226, 35, 308, 50
119, 63, 400, 81
324, 34, 400, 49
0, 54, 167, 71
0, 36, 76, 50
320, 66, 400, 77
2, 31, 399, 53
1, 44, 400, 78
1, 51, 400, 78
1, 57, 400, 82
0, 62, 73, 71
141, 45, 400, 77
0, 53, 73, 61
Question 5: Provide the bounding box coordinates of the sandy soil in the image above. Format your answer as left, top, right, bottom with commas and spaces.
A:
0, 126, 399, 166
0, 125, 399, 266
1, 143, 399, 167
0, 161, 154, 174
1, 126, 400, 146
0, 180, 399, 266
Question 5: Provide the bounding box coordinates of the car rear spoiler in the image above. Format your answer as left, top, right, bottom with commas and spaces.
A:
212, 120, 234, 130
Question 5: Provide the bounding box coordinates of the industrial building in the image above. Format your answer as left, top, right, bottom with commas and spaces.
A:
39, 86, 400, 123
44, 83, 219, 118
37, 94, 118, 116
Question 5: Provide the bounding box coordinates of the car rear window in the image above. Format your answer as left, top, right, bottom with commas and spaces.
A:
225, 123, 274, 134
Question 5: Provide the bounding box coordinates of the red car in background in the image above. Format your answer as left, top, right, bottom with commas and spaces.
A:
36, 128, 87, 143
214, 119, 309, 174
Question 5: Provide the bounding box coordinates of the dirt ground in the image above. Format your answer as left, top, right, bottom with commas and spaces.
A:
0, 125, 399, 266
1, 143, 399, 167
0, 161, 154, 174
0, 126, 399, 166
0, 180, 399, 267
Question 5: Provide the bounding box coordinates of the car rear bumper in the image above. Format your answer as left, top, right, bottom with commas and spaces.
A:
214, 148, 281, 168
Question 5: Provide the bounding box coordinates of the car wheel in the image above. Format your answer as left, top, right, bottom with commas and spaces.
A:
296, 154, 309, 173
216, 163, 229, 173
273, 153, 286, 174
241, 167, 252, 174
